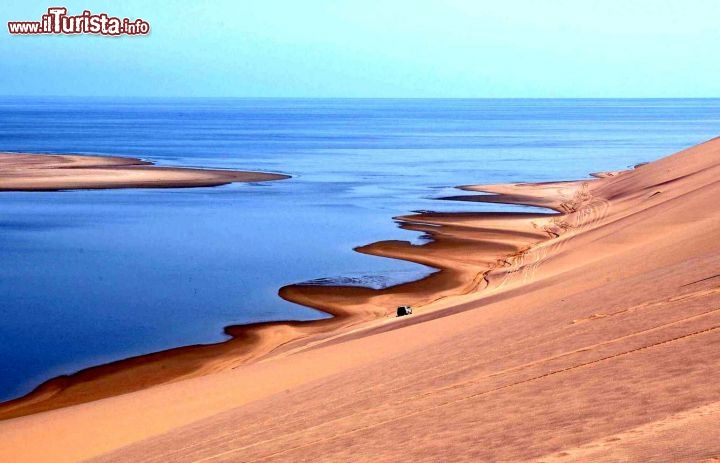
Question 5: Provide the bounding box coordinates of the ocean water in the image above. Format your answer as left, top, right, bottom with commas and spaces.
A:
0, 98, 718, 401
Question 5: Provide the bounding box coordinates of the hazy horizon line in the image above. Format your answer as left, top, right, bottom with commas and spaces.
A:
2, 95, 719, 100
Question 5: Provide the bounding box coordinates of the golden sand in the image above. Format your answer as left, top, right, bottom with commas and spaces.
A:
2, 139, 720, 462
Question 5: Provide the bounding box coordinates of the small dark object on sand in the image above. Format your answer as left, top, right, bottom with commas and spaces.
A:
396, 305, 413, 317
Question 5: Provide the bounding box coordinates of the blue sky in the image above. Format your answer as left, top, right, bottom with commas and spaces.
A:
2, 0, 719, 97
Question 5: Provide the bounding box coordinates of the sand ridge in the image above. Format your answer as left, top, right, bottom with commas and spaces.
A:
0, 158, 574, 420
2, 138, 720, 461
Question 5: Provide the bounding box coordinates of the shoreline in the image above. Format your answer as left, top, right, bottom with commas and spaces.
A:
0, 151, 294, 417
0, 156, 584, 420
2, 138, 720, 461
0, 152, 289, 190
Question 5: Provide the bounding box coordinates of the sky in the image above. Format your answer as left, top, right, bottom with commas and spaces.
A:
1, 0, 720, 97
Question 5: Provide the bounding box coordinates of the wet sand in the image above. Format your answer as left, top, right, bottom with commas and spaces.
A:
2, 138, 720, 461
0, 177, 559, 420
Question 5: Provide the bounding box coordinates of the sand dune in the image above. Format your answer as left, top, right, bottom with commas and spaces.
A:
2, 138, 720, 462
0, 152, 288, 190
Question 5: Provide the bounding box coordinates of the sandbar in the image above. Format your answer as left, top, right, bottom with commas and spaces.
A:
2, 138, 720, 462
0, 152, 289, 190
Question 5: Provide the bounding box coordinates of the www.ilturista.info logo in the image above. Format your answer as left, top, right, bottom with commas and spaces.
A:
8, 7, 150, 36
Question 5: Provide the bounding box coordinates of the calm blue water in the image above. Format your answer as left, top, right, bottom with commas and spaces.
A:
0, 98, 718, 400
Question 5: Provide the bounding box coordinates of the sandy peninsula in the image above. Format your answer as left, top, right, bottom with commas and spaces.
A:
2, 138, 720, 462
0, 152, 289, 190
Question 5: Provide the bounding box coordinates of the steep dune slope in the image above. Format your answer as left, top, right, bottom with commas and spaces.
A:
2, 138, 720, 462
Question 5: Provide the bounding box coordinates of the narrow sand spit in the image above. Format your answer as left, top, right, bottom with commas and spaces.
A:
2, 138, 720, 462
0, 171, 562, 420
0, 152, 289, 190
